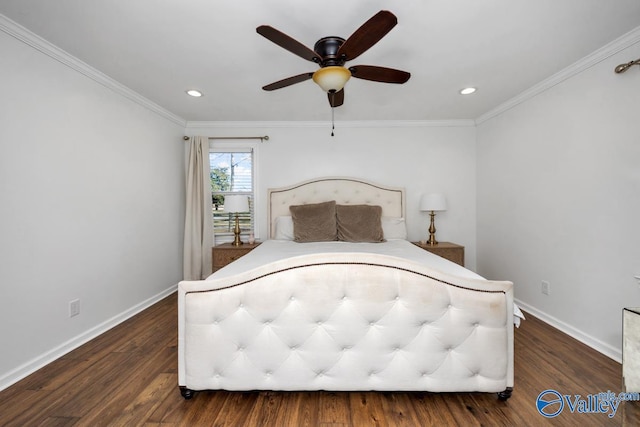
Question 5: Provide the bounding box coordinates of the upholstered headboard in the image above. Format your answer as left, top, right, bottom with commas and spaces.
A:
267, 177, 405, 239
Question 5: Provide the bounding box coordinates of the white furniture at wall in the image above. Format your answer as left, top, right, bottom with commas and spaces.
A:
623, 308, 640, 392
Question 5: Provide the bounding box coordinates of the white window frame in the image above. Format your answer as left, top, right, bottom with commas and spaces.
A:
209, 141, 260, 244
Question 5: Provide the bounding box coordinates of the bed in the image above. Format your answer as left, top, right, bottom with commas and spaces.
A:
178, 177, 514, 400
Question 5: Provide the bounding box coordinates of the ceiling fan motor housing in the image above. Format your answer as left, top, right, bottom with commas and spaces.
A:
314, 37, 346, 66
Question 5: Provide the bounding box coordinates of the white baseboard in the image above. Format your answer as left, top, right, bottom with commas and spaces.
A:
0, 284, 178, 392
515, 299, 621, 363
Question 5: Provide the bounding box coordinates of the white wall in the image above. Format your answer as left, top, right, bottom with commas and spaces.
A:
0, 30, 185, 388
476, 41, 640, 360
186, 123, 479, 269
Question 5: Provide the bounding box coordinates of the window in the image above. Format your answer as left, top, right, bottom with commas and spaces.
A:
210, 145, 255, 242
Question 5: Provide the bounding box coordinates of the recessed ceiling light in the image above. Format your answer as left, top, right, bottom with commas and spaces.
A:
186, 89, 203, 97
460, 87, 477, 95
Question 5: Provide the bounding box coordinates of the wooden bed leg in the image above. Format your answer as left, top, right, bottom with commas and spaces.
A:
179, 386, 194, 400
497, 387, 513, 401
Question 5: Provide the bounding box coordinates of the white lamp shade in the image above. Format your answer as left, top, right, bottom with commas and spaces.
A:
224, 195, 249, 213
420, 193, 447, 212
312, 66, 352, 92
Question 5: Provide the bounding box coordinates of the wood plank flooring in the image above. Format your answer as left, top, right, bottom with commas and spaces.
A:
1, 293, 639, 426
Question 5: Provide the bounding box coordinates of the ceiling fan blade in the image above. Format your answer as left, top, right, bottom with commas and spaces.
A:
337, 11, 397, 62
349, 65, 410, 84
257, 25, 321, 63
328, 89, 344, 107
262, 72, 314, 91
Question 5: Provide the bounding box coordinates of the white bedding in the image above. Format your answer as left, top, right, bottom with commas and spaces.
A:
208, 239, 480, 280
209, 240, 524, 325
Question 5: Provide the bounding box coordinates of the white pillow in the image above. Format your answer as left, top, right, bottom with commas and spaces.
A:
381, 217, 407, 240
274, 216, 295, 240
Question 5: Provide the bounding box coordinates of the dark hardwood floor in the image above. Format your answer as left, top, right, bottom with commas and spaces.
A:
1, 293, 639, 426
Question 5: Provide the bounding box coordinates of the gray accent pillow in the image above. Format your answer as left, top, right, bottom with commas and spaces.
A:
336, 204, 384, 242
290, 201, 338, 242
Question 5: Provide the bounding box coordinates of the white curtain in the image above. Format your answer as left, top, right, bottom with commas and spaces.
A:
183, 136, 213, 280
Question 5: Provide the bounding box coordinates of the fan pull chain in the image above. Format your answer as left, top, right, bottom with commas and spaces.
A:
331, 105, 335, 137
330, 92, 335, 137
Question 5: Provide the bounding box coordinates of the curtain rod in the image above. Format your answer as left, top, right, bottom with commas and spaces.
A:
615, 58, 640, 74
183, 135, 269, 141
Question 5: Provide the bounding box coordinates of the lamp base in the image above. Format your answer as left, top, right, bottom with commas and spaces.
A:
232, 234, 244, 246
427, 211, 438, 246
232, 214, 243, 246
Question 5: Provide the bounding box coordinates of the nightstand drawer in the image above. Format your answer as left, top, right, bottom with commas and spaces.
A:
212, 242, 261, 271
412, 241, 464, 267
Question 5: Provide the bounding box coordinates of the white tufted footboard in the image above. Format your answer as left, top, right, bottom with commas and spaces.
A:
177, 252, 514, 399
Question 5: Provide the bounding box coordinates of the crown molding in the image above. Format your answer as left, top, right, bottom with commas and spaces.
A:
476, 25, 640, 124
186, 119, 476, 129
0, 14, 186, 127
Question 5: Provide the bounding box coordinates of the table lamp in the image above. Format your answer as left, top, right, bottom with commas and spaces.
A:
419, 193, 447, 246
224, 195, 250, 246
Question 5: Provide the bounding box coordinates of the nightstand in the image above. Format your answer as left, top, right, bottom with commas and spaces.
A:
212, 242, 261, 272
413, 241, 464, 267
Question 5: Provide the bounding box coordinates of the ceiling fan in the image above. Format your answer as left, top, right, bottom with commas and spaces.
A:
256, 10, 411, 108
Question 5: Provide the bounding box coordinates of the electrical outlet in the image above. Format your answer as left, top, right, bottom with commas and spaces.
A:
69, 299, 80, 317
541, 280, 550, 296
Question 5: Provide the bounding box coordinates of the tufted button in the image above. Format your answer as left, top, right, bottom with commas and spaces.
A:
239, 303, 244, 308
265, 370, 272, 376
394, 296, 400, 301
290, 296, 295, 301
447, 304, 452, 309
317, 320, 322, 325
369, 321, 375, 326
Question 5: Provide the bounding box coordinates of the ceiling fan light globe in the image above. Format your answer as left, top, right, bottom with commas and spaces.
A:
312, 66, 351, 92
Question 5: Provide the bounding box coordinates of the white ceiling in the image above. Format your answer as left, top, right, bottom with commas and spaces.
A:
1, 0, 639, 122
